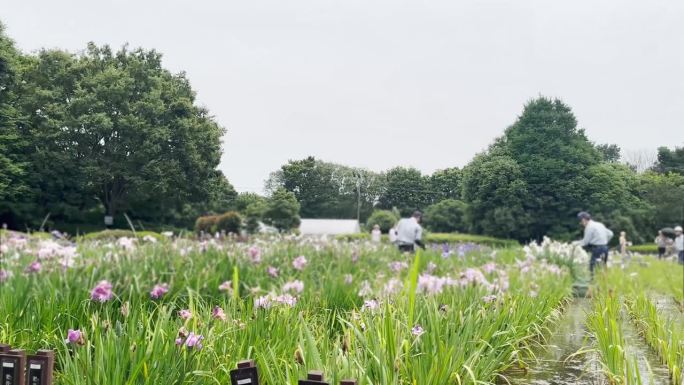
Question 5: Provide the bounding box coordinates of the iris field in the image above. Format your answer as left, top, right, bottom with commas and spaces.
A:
0, 233, 681, 384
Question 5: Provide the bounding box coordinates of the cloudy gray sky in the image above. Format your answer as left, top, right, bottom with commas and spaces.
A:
3, 0, 682, 192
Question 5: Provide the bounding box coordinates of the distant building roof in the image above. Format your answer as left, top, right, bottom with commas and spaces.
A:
299, 219, 361, 235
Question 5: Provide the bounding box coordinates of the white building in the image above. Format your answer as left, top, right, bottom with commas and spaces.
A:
298, 219, 361, 235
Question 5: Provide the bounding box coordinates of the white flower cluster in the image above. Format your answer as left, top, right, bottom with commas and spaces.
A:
524, 236, 588, 265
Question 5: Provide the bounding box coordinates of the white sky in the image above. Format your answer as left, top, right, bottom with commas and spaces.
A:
3, 0, 683, 192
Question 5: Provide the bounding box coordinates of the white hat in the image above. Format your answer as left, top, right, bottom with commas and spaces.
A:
676, 226, 683, 232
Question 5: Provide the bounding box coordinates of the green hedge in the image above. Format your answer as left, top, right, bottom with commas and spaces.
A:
336, 232, 518, 248
424, 233, 518, 248
79, 230, 165, 242
629, 244, 658, 254
0, 230, 53, 240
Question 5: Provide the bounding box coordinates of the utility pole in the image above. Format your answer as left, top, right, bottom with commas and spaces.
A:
356, 173, 361, 223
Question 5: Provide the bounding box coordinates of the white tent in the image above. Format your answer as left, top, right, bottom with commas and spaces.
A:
298, 219, 361, 235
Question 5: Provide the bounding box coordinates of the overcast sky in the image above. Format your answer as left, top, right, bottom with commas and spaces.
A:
3, 0, 683, 192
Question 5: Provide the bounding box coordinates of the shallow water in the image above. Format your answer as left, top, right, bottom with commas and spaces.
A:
500, 298, 607, 385
621, 315, 672, 385
500, 297, 674, 385
652, 295, 683, 322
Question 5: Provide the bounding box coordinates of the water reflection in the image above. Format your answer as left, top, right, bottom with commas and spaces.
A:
500, 298, 606, 384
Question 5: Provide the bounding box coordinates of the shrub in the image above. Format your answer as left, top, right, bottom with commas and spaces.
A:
244, 202, 266, 234
194, 215, 218, 234
214, 211, 243, 234
424, 199, 467, 233
629, 244, 658, 254
263, 188, 301, 232
366, 210, 399, 233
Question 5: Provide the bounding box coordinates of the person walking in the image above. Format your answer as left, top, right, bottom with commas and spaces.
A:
655, 230, 668, 259
574, 212, 614, 275
395, 211, 425, 253
675, 226, 684, 265
371, 224, 382, 243
619, 231, 630, 262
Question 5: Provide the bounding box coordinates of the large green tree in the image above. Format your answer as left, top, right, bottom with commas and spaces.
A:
424, 199, 468, 233
0, 22, 28, 224
462, 154, 532, 239
596, 143, 621, 163
580, 163, 650, 244
1, 37, 229, 229
12, 50, 94, 226
71, 44, 225, 220
428, 167, 462, 203
377, 167, 430, 216
653, 146, 684, 175
638, 171, 684, 229
263, 188, 301, 232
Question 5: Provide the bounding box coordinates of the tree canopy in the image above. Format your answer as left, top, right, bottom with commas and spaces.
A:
0, 31, 231, 230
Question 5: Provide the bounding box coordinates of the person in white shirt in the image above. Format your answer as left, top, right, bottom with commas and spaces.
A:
371, 224, 382, 243
574, 211, 614, 274
674, 226, 684, 265
395, 211, 425, 253
388, 225, 398, 244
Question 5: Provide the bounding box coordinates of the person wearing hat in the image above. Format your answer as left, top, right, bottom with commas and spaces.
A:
675, 226, 684, 265
395, 210, 425, 253
574, 212, 614, 274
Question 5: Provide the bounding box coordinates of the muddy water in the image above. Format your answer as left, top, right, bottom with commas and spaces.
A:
621, 316, 672, 384
652, 295, 683, 322
500, 297, 674, 385
500, 298, 607, 385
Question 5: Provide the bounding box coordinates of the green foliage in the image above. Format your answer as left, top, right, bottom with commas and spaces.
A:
194, 215, 218, 234
234, 192, 267, 213
0, 33, 229, 230
638, 171, 684, 229
0, 22, 27, 207
596, 143, 621, 163
628, 244, 658, 254
244, 202, 266, 234
653, 146, 684, 175
462, 154, 532, 240
460, 97, 655, 243
0, 238, 570, 384
427, 167, 462, 202
500, 97, 601, 240
262, 188, 301, 232
422, 233, 519, 247
424, 199, 467, 233
365, 210, 399, 232
214, 211, 242, 234
268, 156, 382, 221
582, 163, 650, 244
377, 167, 430, 216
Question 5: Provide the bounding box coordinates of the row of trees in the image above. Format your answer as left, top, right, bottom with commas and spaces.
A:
266, 98, 683, 243
265, 158, 462, 220
2, 21, 681, 241
0, 23, 236, 231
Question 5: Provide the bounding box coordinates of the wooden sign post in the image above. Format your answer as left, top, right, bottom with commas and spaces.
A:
25, 350, 54, 385
1, 349, 26, 385
229, 360, 259, 385
298, 370, 330, 385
